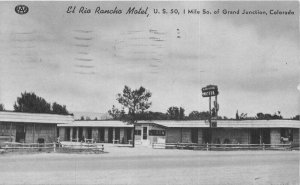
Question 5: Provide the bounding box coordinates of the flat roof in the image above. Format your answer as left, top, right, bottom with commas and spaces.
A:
138, 120, 209, 128
138, 120, 300, 128
57, 119, 300, 128
58, 120, 133, 128
0, 111, 74, 124
217, 119, 300, 128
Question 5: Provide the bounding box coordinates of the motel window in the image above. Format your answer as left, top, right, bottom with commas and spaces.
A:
149, 130, 165, 136
280, 128, 293, 142
134, 130, 141, 135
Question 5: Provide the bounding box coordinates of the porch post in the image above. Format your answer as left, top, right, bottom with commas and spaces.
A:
33, 123, 35, 143
120, 128, 124, 144
132, 127, 134, 142
83, 128, 87, 139
54, 125, 57, 142
10, 122, 12, 142
180, 128, 183, 143
76, 127, 79, 142
104, 128, 108, 143
124, 128, 128, 143
113, 128, 116, 143
70, 128, 73, 141
259, 129, 262, 145
247, 128, 250, 144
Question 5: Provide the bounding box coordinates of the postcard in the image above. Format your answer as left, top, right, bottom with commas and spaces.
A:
0, 1, 299, 185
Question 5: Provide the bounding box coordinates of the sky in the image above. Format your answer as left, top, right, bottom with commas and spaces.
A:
0, 1, 299, 118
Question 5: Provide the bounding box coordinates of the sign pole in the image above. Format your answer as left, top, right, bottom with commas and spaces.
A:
209, 96, 212, 144
215, 95, 218, 118
201, 85, 219, 144
209, 96, 211, 125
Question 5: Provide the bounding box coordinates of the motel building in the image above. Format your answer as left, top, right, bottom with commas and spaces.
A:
1, 110, 298, 148
0, 111, 73, 144
58, 119, 300, 147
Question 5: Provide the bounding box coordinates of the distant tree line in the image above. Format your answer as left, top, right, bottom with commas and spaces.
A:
79, 116, 98, 121
108, 104, 298, 121
109, 105, 225, 121
256, 111, 282, 120
0, 104, 5, 111
292, 115, 300, 120
235, 110, 285, 120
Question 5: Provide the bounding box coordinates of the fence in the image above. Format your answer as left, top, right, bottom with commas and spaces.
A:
60, 142, 104, 153
70, 138, 95, 143
0, 142, 104, 153
2, 142, 55, 149
0, 142, 56, 153
152, 143, 294, 151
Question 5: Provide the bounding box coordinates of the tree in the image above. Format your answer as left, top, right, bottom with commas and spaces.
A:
108, 105, 123, 120
239, 113, 247, 120
52, 102, 69, 115
236, 110, 239, 120
256, 112, 283, 120
188, 111, 210, 120
292, 115, 300, 120
188, 111, 199, 120
14, 92, 51, 113
256, 112, 264, 120
272, 111, 282, 119
135, 111, 168, 120
0, 104, 5, 111
13, 92, 69, 115
116, 85, 152, 147
167, 106, 185, 120
235, 110, 253, 120
167, 106, 179, 120
80, 116, 85, 120
179, 107, 185, 120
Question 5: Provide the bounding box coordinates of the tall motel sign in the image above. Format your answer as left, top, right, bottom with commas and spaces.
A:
202, 85, 219, 127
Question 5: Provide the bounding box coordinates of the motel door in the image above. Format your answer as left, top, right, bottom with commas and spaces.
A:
126, 128, 132, 142
250, 129, 270, 144
108, 128, 113, 143
65, 128, 70, 141
16, 124, 26, 143
141, 127, 149, 145
191, 128, 198, 143
261, 129, 270, 144
78, 127, 83, 141
87, 128, 92, 139
98, 128, 105, 143
115, 128, 120, 142
202, 128, 211, 144
250, 129, 260, 144
72, 128, 77, 140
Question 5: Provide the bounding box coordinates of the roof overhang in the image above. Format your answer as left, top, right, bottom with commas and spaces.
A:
134, 122, 167, 128
55, 119, 300, 128
0, 111, 74, 124
137, 120, 209, 128
217, 120, 300, 128
58, 120, 133, 128
137, 120, 300, 128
